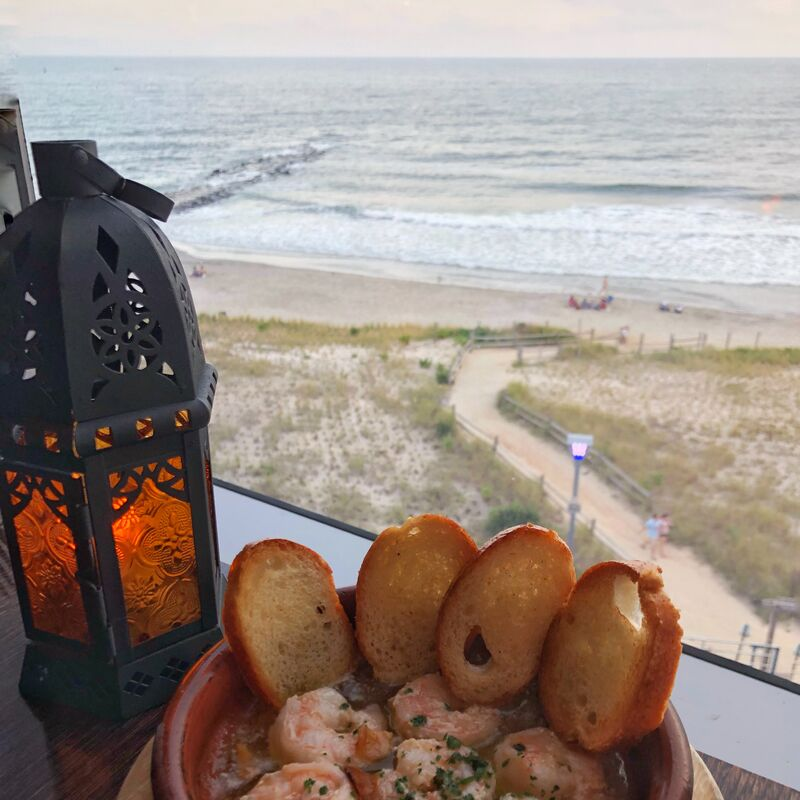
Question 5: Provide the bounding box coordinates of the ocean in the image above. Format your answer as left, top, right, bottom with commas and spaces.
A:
10, 57, 800, 286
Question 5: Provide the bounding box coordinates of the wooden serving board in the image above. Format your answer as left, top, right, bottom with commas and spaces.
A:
117, 739, 723, 800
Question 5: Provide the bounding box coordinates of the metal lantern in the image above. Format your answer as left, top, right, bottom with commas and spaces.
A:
0, 140, 222, 718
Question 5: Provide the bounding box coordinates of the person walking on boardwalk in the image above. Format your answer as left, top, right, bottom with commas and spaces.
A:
657, 512, 672, 559
641, 513, 661, 558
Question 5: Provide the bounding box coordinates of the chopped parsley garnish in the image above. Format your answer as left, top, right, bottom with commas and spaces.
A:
409, 714, 427, 727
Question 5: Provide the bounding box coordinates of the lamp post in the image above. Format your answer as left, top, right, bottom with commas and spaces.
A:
566, 433, 593, 552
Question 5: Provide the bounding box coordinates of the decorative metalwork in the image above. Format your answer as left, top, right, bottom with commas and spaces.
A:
4, 473, 88, 642
159, 656, 190, 683
4, 470, 69, 522
122, 670, 154, 696
108, 456, 187, 519
146, 220, 199, 352
0, 231, 56, 407
109, 456, 200, 646
90, 227, 165, 398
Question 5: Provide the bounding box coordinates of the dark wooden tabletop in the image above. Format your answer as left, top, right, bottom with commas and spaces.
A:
0, 534, 798, 800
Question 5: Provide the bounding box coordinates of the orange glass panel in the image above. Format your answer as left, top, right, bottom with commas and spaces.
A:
109, 458, 200, 646
7, 474, 88, 642
95, 426, 113, 450
174, 409, 191, 430
135, 418, 154, 439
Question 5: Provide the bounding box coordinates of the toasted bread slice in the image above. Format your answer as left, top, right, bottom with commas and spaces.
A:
436, 524, 575, 705
356, 514, 478, 685
222, 539, 357, 707
539, 560, 682, 752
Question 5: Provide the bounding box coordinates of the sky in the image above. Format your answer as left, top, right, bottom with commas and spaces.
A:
3, 0, 800, 58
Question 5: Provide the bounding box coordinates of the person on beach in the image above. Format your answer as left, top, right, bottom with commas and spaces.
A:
657, 513, 672, 558
641, 514, 661, 558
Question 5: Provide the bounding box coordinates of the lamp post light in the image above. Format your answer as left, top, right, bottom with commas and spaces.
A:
565, 433, 593, 553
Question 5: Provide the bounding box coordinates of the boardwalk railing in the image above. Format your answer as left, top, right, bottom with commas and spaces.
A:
447, 330, 572, 384
452, 409, 630, 560
683, 636, 780, 674
498, 392, 652, 507
471, 331, 573, 349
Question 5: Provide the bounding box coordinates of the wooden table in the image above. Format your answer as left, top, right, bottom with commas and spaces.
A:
1, 534, 798, 799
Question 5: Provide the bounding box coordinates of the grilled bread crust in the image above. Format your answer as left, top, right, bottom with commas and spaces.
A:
222, 538, 357, 708
539, 560, 683, 751
436, 523, 576, 706
356, 514, 478, 685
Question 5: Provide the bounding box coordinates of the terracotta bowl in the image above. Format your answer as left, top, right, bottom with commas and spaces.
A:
152, 587, 693, 800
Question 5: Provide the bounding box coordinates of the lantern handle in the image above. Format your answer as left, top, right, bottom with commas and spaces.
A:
70, 144, 175, 222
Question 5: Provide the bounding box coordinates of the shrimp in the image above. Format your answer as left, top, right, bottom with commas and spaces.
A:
388, 673, 501, 746
269, 687, 393, 768
349, 737, 495, 800
493, 727, 613, 800
242, 761, 355, 800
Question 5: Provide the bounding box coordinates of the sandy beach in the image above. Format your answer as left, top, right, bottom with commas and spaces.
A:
180, 246, 800, 348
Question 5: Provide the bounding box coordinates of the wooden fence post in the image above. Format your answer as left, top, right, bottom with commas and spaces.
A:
590, 328, 595, 342
725, 331, 731, 350
697, 332, 703, 350
492, 435, 498, 453
669, 334, 675, 351
577, 318, 582, 335
754, 332, 761, 350
637, 333, 644, 355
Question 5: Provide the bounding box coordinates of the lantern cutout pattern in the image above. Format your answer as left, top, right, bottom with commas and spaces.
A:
0, 141, 222, 718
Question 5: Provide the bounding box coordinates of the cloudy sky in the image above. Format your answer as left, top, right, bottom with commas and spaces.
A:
4, 0, 800, 57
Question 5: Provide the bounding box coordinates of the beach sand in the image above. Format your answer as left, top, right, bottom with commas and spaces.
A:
180, 246, 800, 348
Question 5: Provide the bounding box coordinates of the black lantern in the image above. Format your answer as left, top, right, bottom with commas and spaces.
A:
0, 141, 222, 718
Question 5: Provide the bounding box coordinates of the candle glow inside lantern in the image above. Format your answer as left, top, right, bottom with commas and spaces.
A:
0, 141, 222, 718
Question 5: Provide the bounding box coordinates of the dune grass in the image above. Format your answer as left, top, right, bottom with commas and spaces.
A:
555, 341, 619, 360
503, 381, 800, 606
201, 314, 610, 570
199, 314, 570, 350
650, 346, 800, 376
199, 313, 503, 350
556, 337, 800, 377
